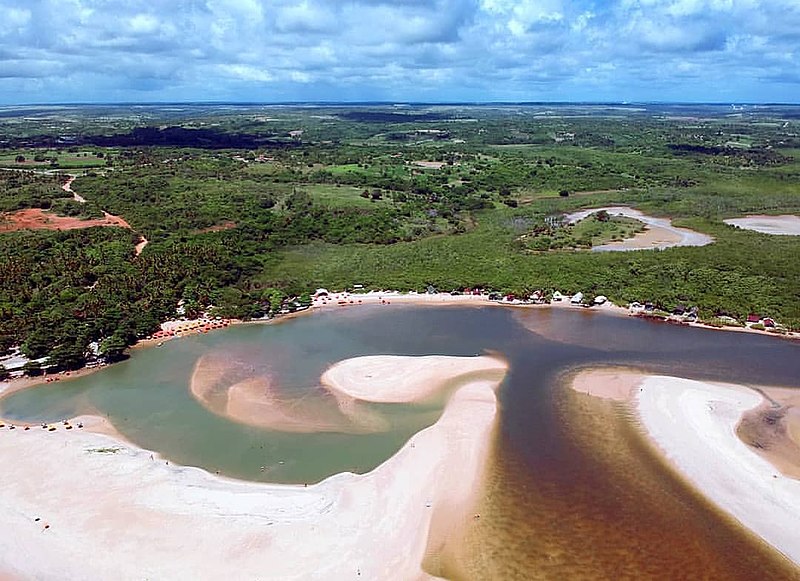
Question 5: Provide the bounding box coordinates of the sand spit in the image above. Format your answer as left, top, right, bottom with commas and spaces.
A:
191, 353, 507, 435
572, 371, 800, 567
321, 355, 508, 403
724, 215, 800, 236
0, 356, 507, 579
563, 206, 713, 251
321, 355, 508, 433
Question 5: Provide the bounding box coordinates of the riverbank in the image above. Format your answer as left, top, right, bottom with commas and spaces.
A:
4, 291, 795, 397
0, 355, 507, 579
570, 369, 800, 568
563, 206, 714, 251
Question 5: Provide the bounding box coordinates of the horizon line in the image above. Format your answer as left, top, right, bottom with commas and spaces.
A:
2, 100, 800, 108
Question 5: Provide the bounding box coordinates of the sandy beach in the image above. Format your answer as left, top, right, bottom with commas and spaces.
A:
571, 369, 800, 567
0, 355, 507, 579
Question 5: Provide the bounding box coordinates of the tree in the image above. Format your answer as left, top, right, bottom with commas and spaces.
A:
100, 334, 128, 362
0, 364, 8, 381
15, 155, 25, 163
23, 361, 43, 377
261, 288, 285, 314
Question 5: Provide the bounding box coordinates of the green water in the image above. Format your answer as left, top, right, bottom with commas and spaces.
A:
0, 309, 460, 483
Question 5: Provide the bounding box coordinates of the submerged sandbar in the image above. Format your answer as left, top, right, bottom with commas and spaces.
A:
571, 369, 800, 567
0, 355, 507, 579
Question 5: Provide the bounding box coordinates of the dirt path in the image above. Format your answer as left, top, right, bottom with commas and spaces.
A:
61, 177, 86, 203
1, 177, 148, 256
134, 236, 148, 256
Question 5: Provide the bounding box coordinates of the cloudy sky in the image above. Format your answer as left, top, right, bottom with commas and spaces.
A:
0, 0, 798, 104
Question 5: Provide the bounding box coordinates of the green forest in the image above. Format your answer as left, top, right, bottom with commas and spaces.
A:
1, 103, 799, 373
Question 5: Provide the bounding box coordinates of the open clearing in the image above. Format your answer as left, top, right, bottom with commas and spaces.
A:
724, 215, 800, 236
0, 208, 132, 232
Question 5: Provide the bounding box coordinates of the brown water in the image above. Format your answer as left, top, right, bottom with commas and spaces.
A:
2, 305, 799, 578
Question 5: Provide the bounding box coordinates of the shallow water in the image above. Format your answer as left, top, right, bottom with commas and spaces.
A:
2, 305, 799, 577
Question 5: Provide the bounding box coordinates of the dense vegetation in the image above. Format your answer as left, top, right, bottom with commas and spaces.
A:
1, 103, 799, 371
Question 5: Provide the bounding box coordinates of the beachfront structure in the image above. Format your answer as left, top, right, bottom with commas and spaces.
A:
314, 288, 330, 298
0, 353, 51, 378
593, 295, 607, 305
570, 292, 584, 304
552, 291, 564, 301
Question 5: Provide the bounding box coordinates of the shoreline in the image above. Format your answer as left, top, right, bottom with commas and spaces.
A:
569, 368, 800, 568
3, 292, 795, 398
0, 355, 508, 578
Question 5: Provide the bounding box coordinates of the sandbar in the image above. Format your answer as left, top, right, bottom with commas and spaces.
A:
724, 215, 800, 236
571, 370, 800, 567
0, 355, 507, 579
321, 354, 508, 403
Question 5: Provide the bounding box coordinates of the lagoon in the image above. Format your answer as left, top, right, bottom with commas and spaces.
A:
2, 305, 799, 578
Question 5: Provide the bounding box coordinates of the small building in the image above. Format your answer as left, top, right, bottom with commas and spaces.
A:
629, 301, 643, 310
762, 318, 776, 328
593, 295, 607, 305
314, 288, 330, 298
552, 291, 564, 302
570, 292, 584, 305
746, 314, 761, 324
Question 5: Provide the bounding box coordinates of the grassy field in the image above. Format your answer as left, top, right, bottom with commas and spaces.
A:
0, 150, 110, 170
299, 184, 391, 208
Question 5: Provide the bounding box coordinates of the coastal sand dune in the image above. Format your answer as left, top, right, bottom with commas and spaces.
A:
572, 370, 800, 567
0, 356, 507, 579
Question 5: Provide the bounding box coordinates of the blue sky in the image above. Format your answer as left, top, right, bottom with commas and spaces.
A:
0, 0, 798, 104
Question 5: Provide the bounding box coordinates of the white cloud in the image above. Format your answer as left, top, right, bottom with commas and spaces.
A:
0, 0, 796, 102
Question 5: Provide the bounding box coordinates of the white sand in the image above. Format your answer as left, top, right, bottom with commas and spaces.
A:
637, 376, 800, 566
322, 355, 507, 403
564, 206, 713, 251
0, 356, 506, 579
724, 215, 800, 236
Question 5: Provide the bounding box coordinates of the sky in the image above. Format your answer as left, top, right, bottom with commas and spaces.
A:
0, 0, 798, 104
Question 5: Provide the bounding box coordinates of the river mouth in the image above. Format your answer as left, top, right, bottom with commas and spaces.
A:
1, 305, 798, 577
